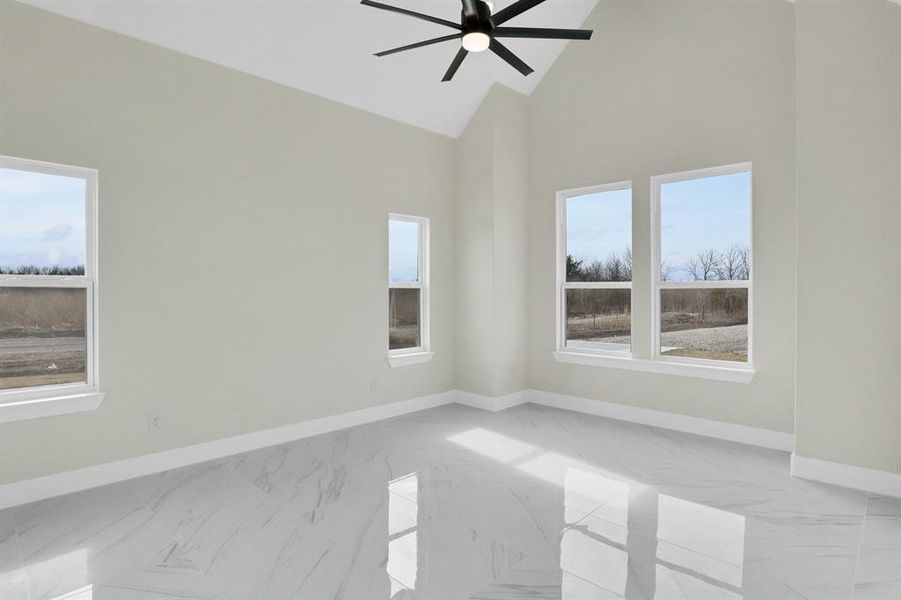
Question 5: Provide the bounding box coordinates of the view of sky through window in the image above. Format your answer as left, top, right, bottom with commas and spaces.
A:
389, 218, 419, 284
661, 171, 750, 281
0, 168, 86, 271
566, 187, 631, 264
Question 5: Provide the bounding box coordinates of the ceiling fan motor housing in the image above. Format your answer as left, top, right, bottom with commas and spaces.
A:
463, 1, 494, 33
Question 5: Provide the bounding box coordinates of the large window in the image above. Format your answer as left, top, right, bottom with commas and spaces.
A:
554, 164, 753, 381
0, 156, 100, 409
652, 163, 751, 365
388, 214, 431, 365
557, 183, 632, 355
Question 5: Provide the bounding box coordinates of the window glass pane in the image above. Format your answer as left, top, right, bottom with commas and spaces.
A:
0, 168, 86, 274
566, 188, 631, 282
389, 219, 419, 284
565, 288, 631, 352
660, 171, 750, 282
660, 288, 748, 362
389, 288, 420, 350
0, 287, 87, 390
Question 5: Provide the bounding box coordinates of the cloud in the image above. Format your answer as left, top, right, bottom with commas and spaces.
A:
42, 223, 74, 242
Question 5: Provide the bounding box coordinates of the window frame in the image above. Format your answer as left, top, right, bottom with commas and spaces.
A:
552, 165, 754, 384
387, 213, 432, 367
555, 181, 633, 358
0, 155, 103, 422
650, 162, 754, 370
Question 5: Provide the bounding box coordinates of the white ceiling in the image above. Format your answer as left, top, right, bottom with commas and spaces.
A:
21, 0, 599, 138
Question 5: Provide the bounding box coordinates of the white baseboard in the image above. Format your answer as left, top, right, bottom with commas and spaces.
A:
791, 453, 901, 498
0, 390, 455, 510
453, 389, 793, 450
454, 389, 531, 412
461, 391, 901, 497
13, 387, 882, 509
527, 390, 795, 452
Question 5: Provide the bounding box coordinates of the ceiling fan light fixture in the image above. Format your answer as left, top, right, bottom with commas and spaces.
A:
362, 0, 594, 81
462, 31, 490, 52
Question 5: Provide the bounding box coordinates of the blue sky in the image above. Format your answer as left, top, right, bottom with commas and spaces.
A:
1, 167, 746, 279
566, 172, 749, 281
0, 168, 86, 269
566, 187, 631, 264
661, 171, 750, 281
389, 219, 419, 283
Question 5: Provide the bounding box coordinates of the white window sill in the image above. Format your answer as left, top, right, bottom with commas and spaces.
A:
0, 390, 105, 423
387, 351, 435, 368
553, 351, 754, 383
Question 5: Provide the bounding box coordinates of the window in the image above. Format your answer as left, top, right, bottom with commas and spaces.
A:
0, 156, 102, 421
557, 182, 632, 355
652, 163, 751, 366
554, 164, 753, 382
388, 214, 431, 366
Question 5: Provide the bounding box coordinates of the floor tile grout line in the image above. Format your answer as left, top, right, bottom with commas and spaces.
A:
10, 519, 32, 600
9, 503, 42, 600
304, 514, 428, 600
499, 548, 627, 598
848, 495, 871, 600
293, 498, 422, 596
565, 493, 749, 575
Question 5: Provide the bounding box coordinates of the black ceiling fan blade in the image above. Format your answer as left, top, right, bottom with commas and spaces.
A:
493, 27, 593, 40
489, 38, 534, 76
442, 47, 469, 82
375, 34, 462, 57
360, 0, 462, 30
491, 0, 548, 25
461, 0, 478, 20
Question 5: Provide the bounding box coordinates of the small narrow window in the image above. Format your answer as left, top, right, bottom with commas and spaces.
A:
388, 215, 429, 358
0, 156, 99, 400
652, 164, 752, 365
557, 183, 632, 355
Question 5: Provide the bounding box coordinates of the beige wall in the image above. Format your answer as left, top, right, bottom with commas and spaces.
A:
0, 1, 455, 484
525, 0, 797, 433
454, 91, 496, 396
795, 0, 901, 474
2, 0, 899, 485
454, 86, 529, 397
490, 87, 529, 397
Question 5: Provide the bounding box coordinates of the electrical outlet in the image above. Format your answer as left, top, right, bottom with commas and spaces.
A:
369, 378, 378, 393
148, 414, 161, 431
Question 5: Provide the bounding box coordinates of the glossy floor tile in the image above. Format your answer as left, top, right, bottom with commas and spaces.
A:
1, 403, 899, 600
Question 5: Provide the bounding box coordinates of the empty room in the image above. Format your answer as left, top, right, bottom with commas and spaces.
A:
0, 0, 899, 598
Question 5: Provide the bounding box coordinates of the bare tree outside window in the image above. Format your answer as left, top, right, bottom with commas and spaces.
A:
686, 249, 723, 282
656, 166, 751, 364
560, 184, 632, 353
719, 245, 750, 281
660, 261, 675, 282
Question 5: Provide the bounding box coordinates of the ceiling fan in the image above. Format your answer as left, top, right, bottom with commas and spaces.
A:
361, 0, 593, 82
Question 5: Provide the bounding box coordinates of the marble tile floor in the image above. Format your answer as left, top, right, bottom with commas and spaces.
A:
1, 403, 898, 600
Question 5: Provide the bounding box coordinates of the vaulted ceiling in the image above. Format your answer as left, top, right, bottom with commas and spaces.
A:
21, 0, 599, 138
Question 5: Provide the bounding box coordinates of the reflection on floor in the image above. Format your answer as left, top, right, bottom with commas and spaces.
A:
0, 403, 898, 600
